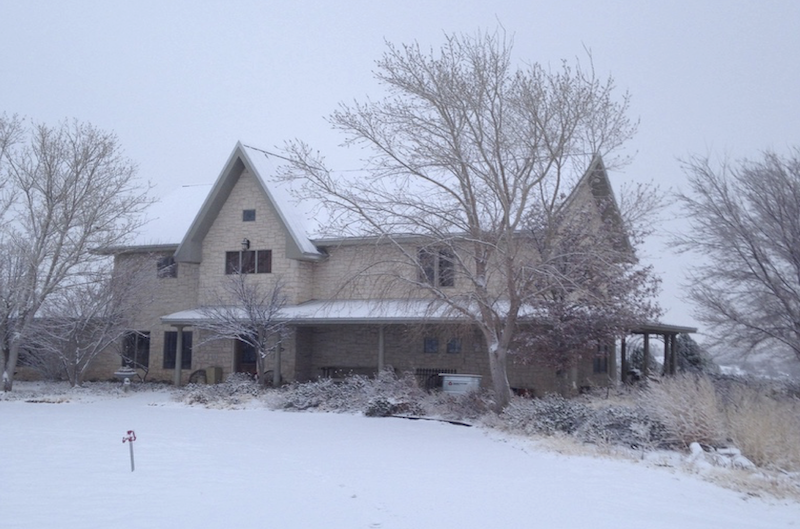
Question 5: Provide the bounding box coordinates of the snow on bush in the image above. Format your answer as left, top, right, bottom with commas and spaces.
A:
180, 373, 262, 408
275, 370, 427, 413
573, 405, 669, 449
501, 395, 592, 436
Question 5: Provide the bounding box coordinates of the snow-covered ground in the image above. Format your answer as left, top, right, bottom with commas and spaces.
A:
3, 383, 799, 529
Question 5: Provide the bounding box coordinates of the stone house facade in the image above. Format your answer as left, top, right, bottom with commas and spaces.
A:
87, 142, 626, 395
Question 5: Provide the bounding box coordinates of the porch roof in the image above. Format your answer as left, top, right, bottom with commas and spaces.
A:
161, 299, 698, 333
160, 299, 466, 326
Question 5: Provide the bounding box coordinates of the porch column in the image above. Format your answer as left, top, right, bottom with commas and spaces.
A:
173, 324, 185, 386
620, 337, 628, 384
273, 332, 282, 387
378, 325, 385, 372
670, 334, 678, 374
642, 333, 650, 378
663, 334, 670, 375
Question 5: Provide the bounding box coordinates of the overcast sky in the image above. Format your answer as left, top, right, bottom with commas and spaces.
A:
2, 0, 799, 330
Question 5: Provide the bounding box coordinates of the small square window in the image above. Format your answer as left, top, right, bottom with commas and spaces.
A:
243, 209, 256, 222
423, 337, 439, 354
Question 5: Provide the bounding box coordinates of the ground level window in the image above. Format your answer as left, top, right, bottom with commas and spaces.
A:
122, 331, 150, 369
594, 343, 610, 373
163, 330, 193, 369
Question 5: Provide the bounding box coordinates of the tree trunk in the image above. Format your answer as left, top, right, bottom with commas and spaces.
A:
487, 342, 512, 411
3, 341, 20, 391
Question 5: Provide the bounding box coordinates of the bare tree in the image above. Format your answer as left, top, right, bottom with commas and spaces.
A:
280, 29, 638, 409
676, 148, 800, 364
0, 118, 151, 390
24, 258, 153, 386
195, 273, 286, 386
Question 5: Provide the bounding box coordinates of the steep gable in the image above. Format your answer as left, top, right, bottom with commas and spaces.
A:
174, 142, 324, 263
561, 154, 632, 253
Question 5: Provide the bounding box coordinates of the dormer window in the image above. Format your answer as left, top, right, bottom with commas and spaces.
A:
243, 209, 256, 222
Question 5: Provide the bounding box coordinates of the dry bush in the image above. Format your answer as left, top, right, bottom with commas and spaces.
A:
640, 374, 728, 448
725, 385, 800, 471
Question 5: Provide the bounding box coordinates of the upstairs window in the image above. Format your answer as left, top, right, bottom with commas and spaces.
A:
423, 337, 439, 354
418, 248, 455, 287
225, 249, 272, 274
242, 209, 256, 222
157, 256, 177, 278
446, 338, 462, 354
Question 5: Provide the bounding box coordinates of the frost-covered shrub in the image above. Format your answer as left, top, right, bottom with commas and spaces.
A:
501, 395, 591, 436
640, 374, 727, 448
180, 373, 262, 408
574, 405, 668, 449
423, 391, 493, 421
280, 370, 427, 413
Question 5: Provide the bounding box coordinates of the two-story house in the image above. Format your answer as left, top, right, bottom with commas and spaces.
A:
88, 141, 688, 395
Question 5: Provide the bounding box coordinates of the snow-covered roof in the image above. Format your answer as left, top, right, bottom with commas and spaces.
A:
161, 299, 465, 326
173, 141, 325, 263
130, 184, 213, 247
239, 143, 325, 255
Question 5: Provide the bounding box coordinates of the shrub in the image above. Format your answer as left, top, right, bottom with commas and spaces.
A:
501, 395, 591, 436
180, 372, 262, 407
640, 374, 728, 448
574, 405, 669, 449
279, 370, 427, 414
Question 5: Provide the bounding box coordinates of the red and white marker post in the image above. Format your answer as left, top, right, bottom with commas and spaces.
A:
122, 430, 136, 472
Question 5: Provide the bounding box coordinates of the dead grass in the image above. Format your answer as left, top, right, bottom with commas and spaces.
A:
640, 374, 728, 448
725, 385, 800, 471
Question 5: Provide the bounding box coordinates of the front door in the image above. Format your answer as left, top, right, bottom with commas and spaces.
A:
234, 340, 257, 375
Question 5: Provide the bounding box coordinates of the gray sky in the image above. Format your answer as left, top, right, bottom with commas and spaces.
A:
2, 0, 799, 329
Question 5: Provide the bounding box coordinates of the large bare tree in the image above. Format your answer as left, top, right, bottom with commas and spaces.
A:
0, 118, 150, 390
280, 30, 639, 409
676, 148, 800, 364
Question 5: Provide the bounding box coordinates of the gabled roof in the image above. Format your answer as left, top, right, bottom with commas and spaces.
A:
173, 141, 325, 263
562, 154, 632, 252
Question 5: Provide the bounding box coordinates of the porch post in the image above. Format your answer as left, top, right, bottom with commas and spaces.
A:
620, 337, 628, 384
642, 333, 650, 378
670, 334, 678, 374
378, 325, 385, 372
173, 324, 185, 386
273, 331, 282, 387
663, 334, 670, 376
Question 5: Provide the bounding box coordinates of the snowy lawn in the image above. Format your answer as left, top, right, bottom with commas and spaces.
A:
2, 384, 799, 529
